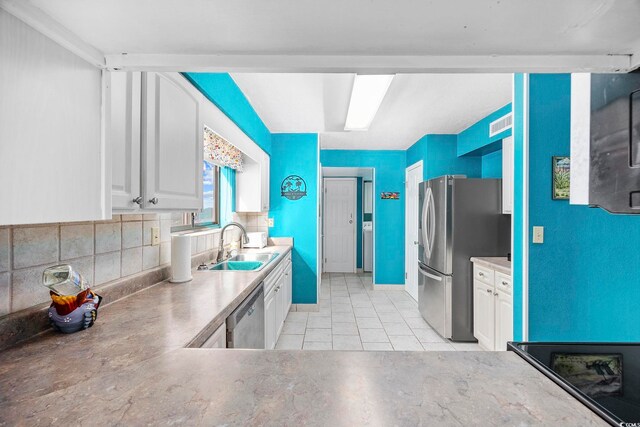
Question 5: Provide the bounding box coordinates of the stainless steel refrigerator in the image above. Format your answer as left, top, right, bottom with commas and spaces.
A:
418, 176, 510, 341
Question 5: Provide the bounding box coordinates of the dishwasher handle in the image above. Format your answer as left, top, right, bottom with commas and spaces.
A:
226, 282, 264, 329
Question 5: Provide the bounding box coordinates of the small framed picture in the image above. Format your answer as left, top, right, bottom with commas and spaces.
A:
551, 353, 623, 398
552, 156, 570, 200
380, 192, 400, 200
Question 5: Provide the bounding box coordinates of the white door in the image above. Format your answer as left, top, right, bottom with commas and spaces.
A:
109, 71, 142, 212
142, 72, 203, 211
405, 162, 423, 301
323, 178, 357, 273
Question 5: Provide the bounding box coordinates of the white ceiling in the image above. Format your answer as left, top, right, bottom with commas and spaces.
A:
232, 73, 512, 150
7, 0, 638, 148
23, 0, 640, 58
323, 168, 373, 180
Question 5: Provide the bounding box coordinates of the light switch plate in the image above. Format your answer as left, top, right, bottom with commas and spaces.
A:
151, 227, 160, 246
267, 218, 274, 227
532, 226, 544, 244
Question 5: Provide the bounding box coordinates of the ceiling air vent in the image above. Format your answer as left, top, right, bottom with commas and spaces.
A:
489, 112, 513, 137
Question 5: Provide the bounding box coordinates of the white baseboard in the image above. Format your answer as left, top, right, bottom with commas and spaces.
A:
372, 284, 405, 291
290, 303, 319, 312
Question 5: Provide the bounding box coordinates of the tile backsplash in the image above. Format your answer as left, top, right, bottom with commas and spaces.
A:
234, 212, 269, 233
0, 212, 268, 317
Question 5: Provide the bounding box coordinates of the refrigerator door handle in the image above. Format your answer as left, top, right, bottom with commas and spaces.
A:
419, 268, 442, 282
421, 187, 430, 257
427, 188, 436, 256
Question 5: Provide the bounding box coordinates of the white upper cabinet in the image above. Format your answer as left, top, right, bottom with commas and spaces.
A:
108, 71, 204, 213
142, 72, 203, 211
0, 9, 109, 225
236, 150, 270, 213
261, 149, 270, 212
501, 136, 513, 214
109, 72, 142, 212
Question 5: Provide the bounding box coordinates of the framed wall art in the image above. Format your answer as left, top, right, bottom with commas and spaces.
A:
552, 156, 570, 200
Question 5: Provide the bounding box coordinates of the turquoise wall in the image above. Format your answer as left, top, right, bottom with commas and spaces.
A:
320, 150, 406, 285
270, 134, 318, 304
512, 74, 526, 341
183, 73, 272, 154
457, 103, 512, 156
481, 150, 503, 178
406, 134, 481, 180
357, 177, 363, 269
527, 74, 640, 342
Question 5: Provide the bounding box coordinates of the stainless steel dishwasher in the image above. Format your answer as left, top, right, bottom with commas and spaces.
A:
226, 283, 265, 349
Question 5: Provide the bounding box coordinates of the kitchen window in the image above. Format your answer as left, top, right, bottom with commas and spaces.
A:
196, 160, 220, 226
173, 126, 242, 231
172, 160, 220, 231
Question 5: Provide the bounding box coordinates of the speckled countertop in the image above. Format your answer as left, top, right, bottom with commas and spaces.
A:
0, 244, 604, 426
470, 256, 512, 275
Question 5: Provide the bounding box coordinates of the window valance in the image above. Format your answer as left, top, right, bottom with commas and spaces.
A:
204, 126, 244, 171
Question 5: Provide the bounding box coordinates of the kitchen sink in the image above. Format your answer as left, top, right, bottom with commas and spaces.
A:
228, 253, 278, 263
209, 252, 279, 272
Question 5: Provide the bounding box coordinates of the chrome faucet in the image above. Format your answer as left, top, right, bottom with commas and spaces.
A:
217, 222, 249, 263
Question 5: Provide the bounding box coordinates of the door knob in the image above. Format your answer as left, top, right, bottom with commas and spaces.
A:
132, 196, 143, 205
413, 241, 419, 245
148, 197, 159, 205
349, 220, 353, 224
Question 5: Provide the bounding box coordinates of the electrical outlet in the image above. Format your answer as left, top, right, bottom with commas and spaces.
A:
532, 226, 544, 244
151, 227, 160, 246
268, 218, 274, 227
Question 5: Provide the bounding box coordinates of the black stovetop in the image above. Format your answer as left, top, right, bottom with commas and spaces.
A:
509, 342, 640, 425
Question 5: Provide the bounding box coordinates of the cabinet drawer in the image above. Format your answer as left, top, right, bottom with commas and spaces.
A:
264, 261, 285, 293
495, 272, 512, 295
474, 265, 494, 285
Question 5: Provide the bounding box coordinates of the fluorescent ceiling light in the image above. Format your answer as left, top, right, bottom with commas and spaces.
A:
344, 74, 394, 131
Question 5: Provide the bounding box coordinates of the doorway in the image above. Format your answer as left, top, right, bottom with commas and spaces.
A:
323, 178, 357, 272
405, 161, 423, 301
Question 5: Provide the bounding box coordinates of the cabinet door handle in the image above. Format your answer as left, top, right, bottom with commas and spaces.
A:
478, 272, 484, 277
148, 197, 159, 205
132, 196, 143, 205
494, 292, 499, 296
486, 289, 493, 293
502, 281, 509, 286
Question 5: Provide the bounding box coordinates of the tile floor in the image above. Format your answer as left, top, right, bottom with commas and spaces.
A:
275, 272, 484, 351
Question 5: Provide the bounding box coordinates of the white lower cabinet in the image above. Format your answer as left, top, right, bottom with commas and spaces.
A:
495, 287, 513, 351
265, 287, 277, 350
473, 263, 513, 351
264, 253, 293, 349
473, 280, 495, 351
200, 323, 226, 348
275, 273, 286, 338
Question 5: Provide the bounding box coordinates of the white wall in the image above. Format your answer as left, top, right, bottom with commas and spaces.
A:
0, 9, 108, 225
